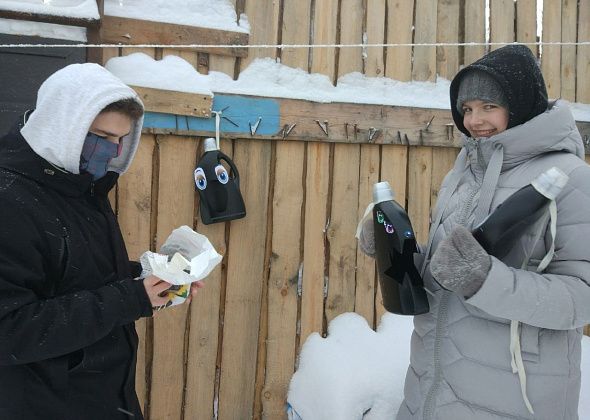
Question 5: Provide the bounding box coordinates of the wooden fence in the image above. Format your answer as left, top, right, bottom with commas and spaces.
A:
101, 0, 590, 419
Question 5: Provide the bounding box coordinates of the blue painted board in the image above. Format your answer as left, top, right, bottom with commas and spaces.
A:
143, 94, 281, 136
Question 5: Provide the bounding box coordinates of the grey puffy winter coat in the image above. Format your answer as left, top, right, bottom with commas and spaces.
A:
396, 100, 590, 420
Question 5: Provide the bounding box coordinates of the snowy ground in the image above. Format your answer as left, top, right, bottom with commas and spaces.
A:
287, 313, 590, 419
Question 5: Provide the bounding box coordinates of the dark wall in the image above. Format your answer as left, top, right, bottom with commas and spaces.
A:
0, 34, 85, 136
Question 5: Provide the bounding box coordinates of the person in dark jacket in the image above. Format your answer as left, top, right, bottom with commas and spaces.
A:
359, 45, 590, 419
0, 63, 196, 419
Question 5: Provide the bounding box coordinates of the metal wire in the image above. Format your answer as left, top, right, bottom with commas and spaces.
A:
1, 41, 590, 49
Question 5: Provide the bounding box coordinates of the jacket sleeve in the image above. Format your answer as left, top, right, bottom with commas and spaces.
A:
466, 164, 590, 330
0, 205, 153, 366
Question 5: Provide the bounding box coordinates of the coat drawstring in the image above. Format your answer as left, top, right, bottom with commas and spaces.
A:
509, 199, 557, 415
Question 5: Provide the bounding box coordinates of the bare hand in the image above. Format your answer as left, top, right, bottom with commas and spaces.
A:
186, 281, 205, 304
143, 275, 172, 309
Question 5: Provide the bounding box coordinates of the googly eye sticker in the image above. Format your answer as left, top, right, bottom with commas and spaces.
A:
215, 164, 229, 184
194, 167, 207, 190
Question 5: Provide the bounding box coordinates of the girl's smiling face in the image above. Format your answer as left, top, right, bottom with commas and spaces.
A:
462, 100, 509, 138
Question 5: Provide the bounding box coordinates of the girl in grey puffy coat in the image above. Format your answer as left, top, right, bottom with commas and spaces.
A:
360, 45, 590, 419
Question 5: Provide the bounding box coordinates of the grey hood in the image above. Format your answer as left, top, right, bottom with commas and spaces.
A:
20, 63, 144, 175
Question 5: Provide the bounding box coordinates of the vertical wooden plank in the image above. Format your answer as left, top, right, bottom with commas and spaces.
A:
430, 147, 458, 210
376, 144, 408, 321
385, 0, 414, 81
326, 144, 361, 324
101, 47, 120, 66
210, 0, 238, 78
436, 0, 460, 80
241, 0, 280, 69
354, 144, 380, 327
311, 0, 339, 82
261, 141, 305, 419
121, 47, 157, 58
412, 0, 437, 81
541, 0, 562, 99
218, 140, 271, 419
490, 0, 515, 51
464, 0, 486, 65
560, 0, 577, 101
577, 0, 590, 103
163, 49, 199, 68
338, 0, 365, 77
117, 135, 155, 413
299, 142, 331, 344
516, 0, 537, 56
281, 0, 312, 68
407, 146, 433, 245
365, 0, 386, 77
149, 135, 199, 420
209, 54, 237, 78
116, 46, 156, 417
184, 139, 232, 420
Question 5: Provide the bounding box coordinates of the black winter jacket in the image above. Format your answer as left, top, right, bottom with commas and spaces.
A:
0, 120, 152, 420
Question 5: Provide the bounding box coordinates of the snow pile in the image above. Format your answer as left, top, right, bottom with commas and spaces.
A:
104, 0, 249, 33
287, 313, 411, 419
0, 17, 86, 41
105, 53, 212, 95
0, 0, 98, 20
106, 53, 453, 110
105, 53, 590, 119
212, 58, 452, 109
287, 312, 590, 419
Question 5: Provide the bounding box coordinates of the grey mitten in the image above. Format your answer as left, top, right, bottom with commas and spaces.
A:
430, 225, 491, 298
358, 217, 376, 258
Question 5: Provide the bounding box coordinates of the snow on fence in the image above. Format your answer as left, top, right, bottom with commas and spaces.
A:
3, 0, 587, 418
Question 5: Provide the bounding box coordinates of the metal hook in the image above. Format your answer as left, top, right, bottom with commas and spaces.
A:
222, 115, 239, 127
315, 120, 329, 136
368, 127, 381, 143
446, 123, 454, 141
249, 117, 262, 136
281, 123, 296, 139
425, 115, 435, 131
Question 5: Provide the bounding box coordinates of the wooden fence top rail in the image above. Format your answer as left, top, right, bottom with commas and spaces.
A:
140, 93, 590, 152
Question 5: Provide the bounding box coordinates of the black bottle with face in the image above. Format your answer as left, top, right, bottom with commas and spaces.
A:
194, 138, 246, 225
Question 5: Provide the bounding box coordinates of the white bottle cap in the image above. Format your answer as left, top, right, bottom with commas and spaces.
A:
531, 167, 569, 200
203, 137, 218, 152
373, 181, 395, 203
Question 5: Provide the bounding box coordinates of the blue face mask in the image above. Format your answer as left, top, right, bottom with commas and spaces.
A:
79, 132, 120, 180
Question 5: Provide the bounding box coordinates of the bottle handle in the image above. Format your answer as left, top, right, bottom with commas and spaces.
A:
216, 151, 240, 187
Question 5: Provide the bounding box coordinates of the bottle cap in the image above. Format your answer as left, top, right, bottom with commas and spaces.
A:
203, 137, 218, 152
531, 167, 569, 200
373, 181, 395, 203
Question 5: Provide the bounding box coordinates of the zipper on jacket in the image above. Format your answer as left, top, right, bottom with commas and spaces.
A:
57, 226, 70, 284
423, 291, 450, 420
90, 181, 95, 197
422, 182, 479, 420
